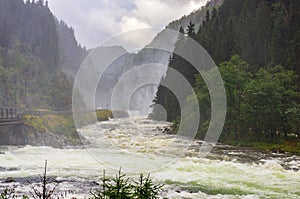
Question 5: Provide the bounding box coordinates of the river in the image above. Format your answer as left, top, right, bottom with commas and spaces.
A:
0, 117, 299, 198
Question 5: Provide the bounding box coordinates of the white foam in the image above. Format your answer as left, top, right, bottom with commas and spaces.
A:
0, 117, 299, 198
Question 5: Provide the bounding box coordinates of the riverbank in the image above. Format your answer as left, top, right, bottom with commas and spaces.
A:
166, 122, 300, 154
21, 114, 82, 147
223, 139, 300, 155
0, 114, 82, 148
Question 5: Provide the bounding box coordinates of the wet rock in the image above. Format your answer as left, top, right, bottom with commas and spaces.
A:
91, 180, 100, 186
156, 127, 163, 131
162, 127, 173, 134
278, 149, 285, 153
7, 167, 19, 171
5, 177, 15, 183
271, 149, 286, 154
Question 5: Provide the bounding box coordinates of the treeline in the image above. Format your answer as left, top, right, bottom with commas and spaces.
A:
0, 0, 86, 110
151, 0, 300, 145
0, 0, 59, 69
195, 56, 299, 142
0, 45, 72, 110
198, 0, 300, 75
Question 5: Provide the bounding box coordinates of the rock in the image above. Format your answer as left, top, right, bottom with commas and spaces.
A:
271, 148, 286, 154
278, 149, 285, 153
5, 177, 15, 183
0, 151, 4, 155
91, 180, 100, 186
7, 167, 19, 171
156, 127, 163, 131
162, 127, 173, 134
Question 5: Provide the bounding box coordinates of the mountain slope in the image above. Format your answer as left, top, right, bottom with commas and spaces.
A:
75, 0, 223, 114
0, 0, 86, 110
57, 21, 87, 80
151, 0, 300, 147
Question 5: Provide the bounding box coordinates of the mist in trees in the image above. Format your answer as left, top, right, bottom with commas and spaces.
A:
0, 0, 87, 110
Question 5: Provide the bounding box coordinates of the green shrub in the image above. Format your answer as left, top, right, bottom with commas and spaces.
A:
96, 109, 113, 121
91, 170, 164, 199
0, 188, 28, 199
133, 174, 164, 199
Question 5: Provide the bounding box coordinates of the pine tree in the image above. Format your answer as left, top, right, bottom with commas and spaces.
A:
287, 0, 300, 75
255, 0, 272, 66
187, 22, 196, 39
205, 10, 210, 23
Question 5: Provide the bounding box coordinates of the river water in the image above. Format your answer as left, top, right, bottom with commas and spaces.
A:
0, 117, 299, 198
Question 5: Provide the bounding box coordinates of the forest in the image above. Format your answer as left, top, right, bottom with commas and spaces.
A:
0, 0, 86, 110
152, 0, 300, 152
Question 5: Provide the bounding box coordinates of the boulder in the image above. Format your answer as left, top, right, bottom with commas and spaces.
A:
5, 177, 15, 183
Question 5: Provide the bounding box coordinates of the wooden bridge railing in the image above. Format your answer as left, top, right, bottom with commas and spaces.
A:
0, 107, 19, 122
0, 107, 73, 124
19, 110, 72, 116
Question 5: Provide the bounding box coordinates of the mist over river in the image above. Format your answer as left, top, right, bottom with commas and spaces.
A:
0, 117, 299, 198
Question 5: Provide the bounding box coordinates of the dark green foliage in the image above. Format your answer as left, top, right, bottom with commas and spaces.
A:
0, 0, 83, 110
187, 22, 196, 39
47, 72, 72, 110
0, 0, 60, 70
0, 188, 28, 199
151, 0, 300, 148
133, 174, 164, 199
92, 170, 132, 199
151, 23, 199, 122
193, 56, 299, 143
197, 0, 300, 74
0, 45, 72, 110
90, 170, 164, 199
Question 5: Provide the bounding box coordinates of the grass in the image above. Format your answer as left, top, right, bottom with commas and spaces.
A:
224, 139, 300, 154
21, 114, 79, 141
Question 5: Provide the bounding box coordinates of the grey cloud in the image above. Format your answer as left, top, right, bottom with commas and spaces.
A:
48, 0, 206, 49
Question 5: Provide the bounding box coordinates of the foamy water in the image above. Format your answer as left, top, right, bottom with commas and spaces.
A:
0, 117, 299, 198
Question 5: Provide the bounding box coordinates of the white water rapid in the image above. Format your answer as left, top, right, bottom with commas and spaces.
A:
0, 117, 299, 198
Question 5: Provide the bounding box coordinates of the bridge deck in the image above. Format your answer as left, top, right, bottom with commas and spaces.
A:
0, 107, 20, 124
0, 107, 74, 125
0, 121, 22, 126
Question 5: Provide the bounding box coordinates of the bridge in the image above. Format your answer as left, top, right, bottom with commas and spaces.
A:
0, 107, 72, 125
0, 107, 20, 125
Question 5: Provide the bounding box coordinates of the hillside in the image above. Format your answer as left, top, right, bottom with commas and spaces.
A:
151, 0, 300, 152
166, 0, 223, 31
0, 0, 86, 110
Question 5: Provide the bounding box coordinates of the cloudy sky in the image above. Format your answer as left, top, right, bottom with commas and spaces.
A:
48, 0, 207, 49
